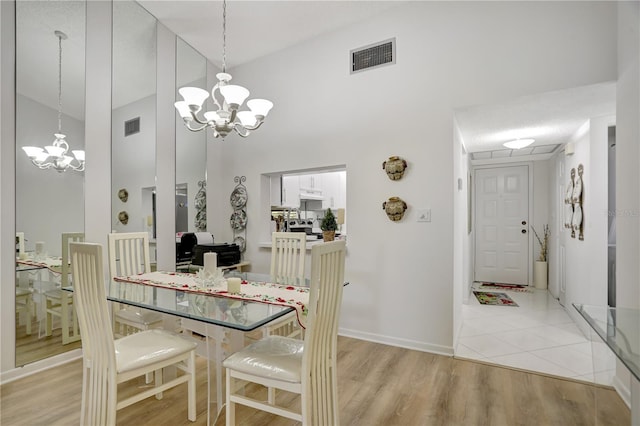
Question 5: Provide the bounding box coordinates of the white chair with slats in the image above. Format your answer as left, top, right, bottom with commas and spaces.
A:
44, 232, 83, 344
262, 232, 307, 339
108, 232, 163, 338
16, 288, 34, 336
70, 242, 197, 425
224, 240, 346, 425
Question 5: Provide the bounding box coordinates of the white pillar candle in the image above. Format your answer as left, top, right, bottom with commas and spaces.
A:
227, 277, 241, 294
204, 252, 217, 275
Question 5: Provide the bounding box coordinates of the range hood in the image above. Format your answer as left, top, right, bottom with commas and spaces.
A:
299, 188, 324, 200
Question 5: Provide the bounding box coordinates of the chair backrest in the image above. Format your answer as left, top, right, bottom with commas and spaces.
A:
302, 240, 346, 426
107, 232, 151, 278
270, 232, 306, 284
70, 242, 118, 425
61, 232, 85, 287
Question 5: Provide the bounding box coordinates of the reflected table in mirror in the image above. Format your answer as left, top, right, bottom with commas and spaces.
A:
573, 303, 640, 424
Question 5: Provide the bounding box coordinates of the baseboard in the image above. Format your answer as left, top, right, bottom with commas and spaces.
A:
613, 374, 631, 409
339, 327, 454, 356
0, 348, 82, 385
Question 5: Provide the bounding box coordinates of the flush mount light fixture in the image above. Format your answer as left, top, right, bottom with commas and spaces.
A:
503, 138, 535, 149
23, 31, 85, 172
174, 0, 273, 139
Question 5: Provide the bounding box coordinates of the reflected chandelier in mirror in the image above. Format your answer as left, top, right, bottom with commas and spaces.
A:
22, 31, 85, 172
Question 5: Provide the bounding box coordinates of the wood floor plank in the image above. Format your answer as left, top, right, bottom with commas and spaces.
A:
0, 336, 630, 425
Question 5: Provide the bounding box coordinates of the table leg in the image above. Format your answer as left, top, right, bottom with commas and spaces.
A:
205, 325, 245, 426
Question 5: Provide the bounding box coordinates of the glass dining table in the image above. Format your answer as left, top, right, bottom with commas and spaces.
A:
103, 271, 306, 425
573, 304, 640, 425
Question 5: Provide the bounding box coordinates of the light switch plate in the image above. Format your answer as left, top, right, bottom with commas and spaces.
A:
417, 208, 431, 222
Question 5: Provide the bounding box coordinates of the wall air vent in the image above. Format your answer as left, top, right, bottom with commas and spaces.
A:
350, 38, 395, 74
124, 117, 140, 137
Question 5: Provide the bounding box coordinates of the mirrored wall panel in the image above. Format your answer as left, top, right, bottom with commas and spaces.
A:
111, 1, 157, 260
175, 38, 208, 268
15, 0, 86, 366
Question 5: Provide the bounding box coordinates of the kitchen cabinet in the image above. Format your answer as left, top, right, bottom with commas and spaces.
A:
270, 176, 282, 206
299, 174, 323, 191
322, 171, 346, 210
282, 175, 300, 208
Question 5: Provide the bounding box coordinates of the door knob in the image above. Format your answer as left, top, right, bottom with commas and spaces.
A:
521, 229, 527, 234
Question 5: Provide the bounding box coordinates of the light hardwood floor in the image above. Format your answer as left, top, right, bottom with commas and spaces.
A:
1, 336, 629, 425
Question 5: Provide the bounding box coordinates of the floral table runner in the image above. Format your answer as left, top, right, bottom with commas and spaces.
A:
16, 257, 63, 275
114, 271, 310, 328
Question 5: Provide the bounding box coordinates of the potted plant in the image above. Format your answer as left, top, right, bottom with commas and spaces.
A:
532, 224, 550, 289
321, 208, 338, 242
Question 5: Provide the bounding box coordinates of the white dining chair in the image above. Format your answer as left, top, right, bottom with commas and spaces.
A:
44, 232, 83, 344
15, 287, 34, 336
70, 242, 197, 425
223, 240, 346, 425
262, 232, 307, 339
108, 232, 163, 338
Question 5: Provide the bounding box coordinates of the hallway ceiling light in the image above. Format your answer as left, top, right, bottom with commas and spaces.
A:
503, 138, 535, 149
22, 31, 85, 173
174, 0, 273, 139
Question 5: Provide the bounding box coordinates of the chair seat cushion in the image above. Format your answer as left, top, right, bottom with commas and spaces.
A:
115, 308, 163, 326
223, 336, 303, 383
115, 329, 197, 373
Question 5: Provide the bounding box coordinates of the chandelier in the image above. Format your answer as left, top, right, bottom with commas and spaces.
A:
174, 0, 273, 138
22, 31, 85, 173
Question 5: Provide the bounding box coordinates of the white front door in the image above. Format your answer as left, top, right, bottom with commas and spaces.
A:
474, 165, 529, 285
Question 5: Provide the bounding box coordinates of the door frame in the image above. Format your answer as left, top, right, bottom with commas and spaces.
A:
471, 161, 534, 286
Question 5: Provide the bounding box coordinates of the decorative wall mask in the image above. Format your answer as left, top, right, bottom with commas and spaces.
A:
118, 188, 129, 203
383, 196, 408, 221
382, 156, 408, 181
118, 211, 129, 225
564, 165, 584, 240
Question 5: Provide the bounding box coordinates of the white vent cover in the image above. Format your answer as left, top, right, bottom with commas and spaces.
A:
350, 38, 395, 74
124, 117, 140, 137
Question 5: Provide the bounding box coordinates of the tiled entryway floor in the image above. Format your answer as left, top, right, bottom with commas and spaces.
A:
455, 283, 616, 385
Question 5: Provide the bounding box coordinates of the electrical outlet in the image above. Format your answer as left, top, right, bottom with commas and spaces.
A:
417, 209, 431, 222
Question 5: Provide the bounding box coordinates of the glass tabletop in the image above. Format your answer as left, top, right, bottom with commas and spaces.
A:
573, 303, 640, 381
106, 272, 305, 332
16, 263, 46, 272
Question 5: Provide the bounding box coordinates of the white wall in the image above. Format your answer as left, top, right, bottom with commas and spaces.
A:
559, 116, 611, 321
208, 1, 617, 353
16, 95, 85, 256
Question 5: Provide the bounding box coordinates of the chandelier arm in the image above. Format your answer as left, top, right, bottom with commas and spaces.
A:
232, 123, 251, 138
240, 120, 265, 132
185, 121, 210, 132
189, 112, 212, 126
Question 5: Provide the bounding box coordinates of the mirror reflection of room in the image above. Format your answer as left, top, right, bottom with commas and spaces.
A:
15, 0, 86, 367
111, 0, 157, 265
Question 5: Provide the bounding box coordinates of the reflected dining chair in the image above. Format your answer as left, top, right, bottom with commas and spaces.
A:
70, 242, 197, 425
107, 232, 163, 338
44, 232, 83, 344
223, 240, 346, 425
15, 288, 34, 336
262, 232, 307, 339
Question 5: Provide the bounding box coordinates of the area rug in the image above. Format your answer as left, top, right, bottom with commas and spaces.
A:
473, 291, 519, 307
479, 282, 533, 293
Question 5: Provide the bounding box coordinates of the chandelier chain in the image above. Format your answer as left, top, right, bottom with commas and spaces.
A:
57, 33, 63, 133
222, 0, 227, 73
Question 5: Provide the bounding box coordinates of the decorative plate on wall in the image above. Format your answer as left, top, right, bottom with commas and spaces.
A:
230, 209, 248, 231
230, 186, 248, 209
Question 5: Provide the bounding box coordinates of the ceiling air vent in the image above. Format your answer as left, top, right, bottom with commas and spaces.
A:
350, 38, 395, 74
124, 117, 140, 137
